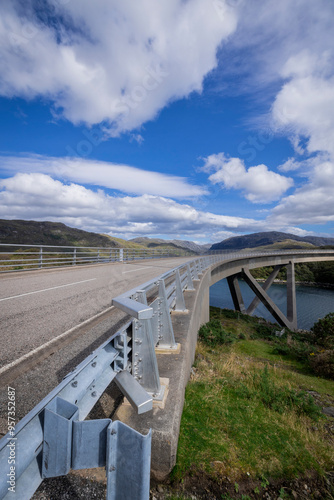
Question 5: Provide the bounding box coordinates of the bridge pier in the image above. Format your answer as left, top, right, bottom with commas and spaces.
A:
227, 275, 246, 313
227, 262, 297, 331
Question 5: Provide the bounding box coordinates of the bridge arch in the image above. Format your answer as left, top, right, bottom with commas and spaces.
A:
207, 250, 334, 331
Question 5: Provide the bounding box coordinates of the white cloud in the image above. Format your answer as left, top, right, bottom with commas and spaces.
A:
270, 160, 334, 226
269, 48, 334, 227
0, 0, 237, 134
202, 153, 293, 203
216, 0, 334, 91
0, 154, 206, 198
0, 173, 263, 239
272, 69, 334, 158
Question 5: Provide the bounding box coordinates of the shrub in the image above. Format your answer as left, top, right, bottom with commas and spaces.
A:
311, 313, 334, 348
309, 350, 334, 380
198, 319, 236, 346
254, 323, 275, 339
272, 338, 317, 361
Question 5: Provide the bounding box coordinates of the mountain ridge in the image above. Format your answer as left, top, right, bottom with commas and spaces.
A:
210, 231, 334, 250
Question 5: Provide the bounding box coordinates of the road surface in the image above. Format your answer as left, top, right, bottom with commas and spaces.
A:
0, 257, 193, 435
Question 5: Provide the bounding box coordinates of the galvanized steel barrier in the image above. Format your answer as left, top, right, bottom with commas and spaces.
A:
1, 249, 334, 499
0, 253, 222, 500
0, 243, 188, 272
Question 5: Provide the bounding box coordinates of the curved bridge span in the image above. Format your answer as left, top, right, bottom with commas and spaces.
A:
111, 249, 334, 481
209, 249, 334, 330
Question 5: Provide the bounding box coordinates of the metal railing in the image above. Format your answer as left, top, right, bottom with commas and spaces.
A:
0, 243, 189, 272
0, 253, 222, 500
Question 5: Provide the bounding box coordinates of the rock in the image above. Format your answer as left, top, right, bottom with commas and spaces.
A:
291, 491, 298, 499
157, 485, 164, 493
322, 407, 334, 417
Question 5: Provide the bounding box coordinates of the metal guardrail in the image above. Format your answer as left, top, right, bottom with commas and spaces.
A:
0, 243, 189, 272
1, 249, 334, 499
0, 253, 222, 500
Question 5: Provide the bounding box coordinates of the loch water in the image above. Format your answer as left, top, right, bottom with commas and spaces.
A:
209, 279, 334, 330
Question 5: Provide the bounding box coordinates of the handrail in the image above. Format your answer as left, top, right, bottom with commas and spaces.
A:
0, 243, 190, 272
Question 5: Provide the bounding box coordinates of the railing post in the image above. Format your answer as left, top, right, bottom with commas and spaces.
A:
186, 264, 195, 290
174, 270, 187, 311
73, 248, 77, 265
155, 280, 177, 348
119, 248, 124, 262
287, 261, 297, 330
39, 247, 43, 268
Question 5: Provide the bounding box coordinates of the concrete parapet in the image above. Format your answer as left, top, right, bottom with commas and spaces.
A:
114, 267, 211, 480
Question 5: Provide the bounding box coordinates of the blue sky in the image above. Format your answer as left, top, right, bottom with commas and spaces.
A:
0, 0, 333, 243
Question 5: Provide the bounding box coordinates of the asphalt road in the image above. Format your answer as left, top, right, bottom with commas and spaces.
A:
0, 257, 192, 368
0, 257, 194, 438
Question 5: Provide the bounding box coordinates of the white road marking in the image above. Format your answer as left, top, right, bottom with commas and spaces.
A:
122, 266, 152, 274
0, 278, 97, 302
0, 305, 115, 377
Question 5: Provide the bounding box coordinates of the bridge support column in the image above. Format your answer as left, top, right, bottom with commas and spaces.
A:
246, 265, 284, 315
227, 275, 246, 313
287, 261, 297, 330
241, 268, 296, 331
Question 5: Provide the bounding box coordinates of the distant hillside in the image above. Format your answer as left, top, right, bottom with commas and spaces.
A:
131, 237, 209, 254
244, 239, 317, 251
0, 220, 122, 248
0, 220, 200, 254
211, 231, 334, 251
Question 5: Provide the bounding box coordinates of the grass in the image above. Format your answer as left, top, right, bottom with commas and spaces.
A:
172, 307, 334, 492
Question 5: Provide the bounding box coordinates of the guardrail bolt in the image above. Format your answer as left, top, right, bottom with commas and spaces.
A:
71, 381, 78, 388
109, 466, 116, 472
91, 362, 97, 367
91, 391, 97, 397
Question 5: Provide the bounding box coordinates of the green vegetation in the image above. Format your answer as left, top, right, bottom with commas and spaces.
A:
250, 262, 334, 285
311, 312, 334, 348
172, 307, 334, 498
244, 238, 317, 252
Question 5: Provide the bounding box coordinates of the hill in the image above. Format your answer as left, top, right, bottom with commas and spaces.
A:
0, 220, 200, 254
131, 237, 209, 254
0, 220, 125, 248
211, 231, 334, 251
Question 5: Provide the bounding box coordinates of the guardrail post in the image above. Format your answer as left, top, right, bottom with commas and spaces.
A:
174, 270, 187, 311
97, 249, 100, 263
119, 248, 124, 262
132, 290, 161, 396
73, 248, 77, 265
192, 261, 199, 280
39, 247, 43, 268
132, 318, 161, 396
155, 280, 177, 348
186, 264, 195, 290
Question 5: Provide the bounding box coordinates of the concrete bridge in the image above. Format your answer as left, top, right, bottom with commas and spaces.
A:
111, 249, 334, 481
0, 249, 333, 498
